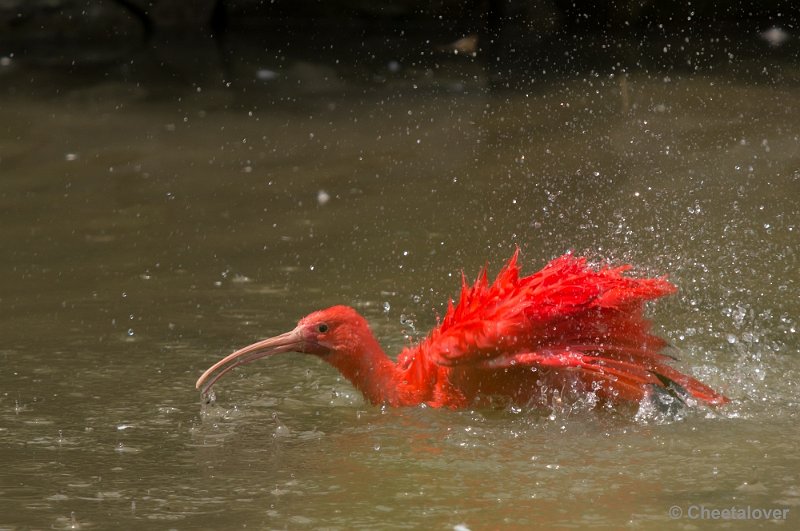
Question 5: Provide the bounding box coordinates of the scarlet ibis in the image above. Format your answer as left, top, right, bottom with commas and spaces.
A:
196, 250, 728, 408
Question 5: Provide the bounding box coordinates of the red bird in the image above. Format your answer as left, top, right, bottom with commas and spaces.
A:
196, 250, 728, 408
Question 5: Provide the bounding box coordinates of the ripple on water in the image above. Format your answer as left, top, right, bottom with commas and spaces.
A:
114, 443, 142, 454
51, 513, 87, 530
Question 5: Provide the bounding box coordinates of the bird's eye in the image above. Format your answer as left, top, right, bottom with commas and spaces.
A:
317, 323, 329, 333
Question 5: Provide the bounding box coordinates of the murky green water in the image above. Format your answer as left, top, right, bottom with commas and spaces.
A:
1, 33, 798, 529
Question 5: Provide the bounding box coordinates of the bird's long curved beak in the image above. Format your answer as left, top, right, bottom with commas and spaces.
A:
195, 329, 305, 395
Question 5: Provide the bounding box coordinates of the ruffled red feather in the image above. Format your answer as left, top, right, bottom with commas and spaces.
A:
402, 250, 728, 406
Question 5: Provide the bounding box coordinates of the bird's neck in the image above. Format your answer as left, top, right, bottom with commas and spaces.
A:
325, 332, 404, 406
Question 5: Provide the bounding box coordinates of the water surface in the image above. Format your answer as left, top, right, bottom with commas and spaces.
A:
1, 33, 798, 529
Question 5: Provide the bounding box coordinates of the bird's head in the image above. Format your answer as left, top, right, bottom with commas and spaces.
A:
195, 305, 372, 395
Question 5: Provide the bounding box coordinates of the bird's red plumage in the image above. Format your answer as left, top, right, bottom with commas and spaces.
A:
393, 250, 727, 407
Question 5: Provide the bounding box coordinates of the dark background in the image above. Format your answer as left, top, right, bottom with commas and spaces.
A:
2, 1, 798, 102
1, 1, 797, 55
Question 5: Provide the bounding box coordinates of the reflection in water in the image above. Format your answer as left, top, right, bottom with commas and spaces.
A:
0, 32, 798, 528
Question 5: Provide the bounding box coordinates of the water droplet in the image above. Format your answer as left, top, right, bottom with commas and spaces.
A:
256, 68, 278, 80
400, 314, 416, 333
272, 412, 290, 437
761, 27, 790, 47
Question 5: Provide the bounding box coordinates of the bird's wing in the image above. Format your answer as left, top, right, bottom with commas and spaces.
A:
408, 249, 727, 405
418, 249, 675, 366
